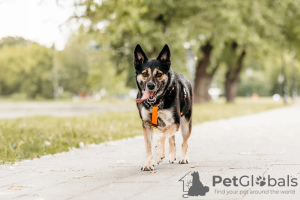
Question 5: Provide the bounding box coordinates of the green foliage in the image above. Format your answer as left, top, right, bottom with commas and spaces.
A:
76, 0, 300, 97
0, 37, 53, 99
0, 34, 128, 99
57, 31, 128, 95
78, 0, 194, 87
237, 71, 273, 97
1, 0, 300, 99
57, 34, 89, 93
0, 36, 28, 47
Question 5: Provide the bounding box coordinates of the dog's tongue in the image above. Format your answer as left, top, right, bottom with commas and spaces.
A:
136, 91, 154, 103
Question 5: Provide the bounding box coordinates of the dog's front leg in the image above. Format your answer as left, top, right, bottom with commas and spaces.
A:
156, 133, 166, 164
141, 124, 154, 171
168, 135, 176, 163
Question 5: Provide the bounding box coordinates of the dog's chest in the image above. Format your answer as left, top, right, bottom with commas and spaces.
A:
141, 107, 174, 129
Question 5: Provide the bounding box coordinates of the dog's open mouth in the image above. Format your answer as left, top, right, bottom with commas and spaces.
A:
147, 92, 156, 102
136, 90, 157, 103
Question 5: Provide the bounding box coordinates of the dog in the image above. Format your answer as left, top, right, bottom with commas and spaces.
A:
134, 44, 193, 171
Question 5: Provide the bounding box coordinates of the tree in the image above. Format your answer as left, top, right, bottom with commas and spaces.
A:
58, 30, 129, 96
219, 0, 282, 102
73, 0, 300, 103
0, 37, 53, 99
193, 41, 219, 103
75, 0, 201, 87
223, 42, 246, 102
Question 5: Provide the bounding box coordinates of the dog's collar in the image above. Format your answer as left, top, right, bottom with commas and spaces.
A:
151, 84, 189, 128
151, 86, 175, 129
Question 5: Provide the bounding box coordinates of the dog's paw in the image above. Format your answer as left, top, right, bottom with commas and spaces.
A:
141, 157, 154, 171
141, 164, 155, 171
169, 155, 176, 164
157, 156, 165, 164
169, 158, 176, 164
179, 158, 189, 164
168, 147, 176, 164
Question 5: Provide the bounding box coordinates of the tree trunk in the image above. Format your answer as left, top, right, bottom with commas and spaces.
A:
225, 47, 246, 103
194, 42, 218, 104
225, 77, 239, 102
195, 76, 213, 103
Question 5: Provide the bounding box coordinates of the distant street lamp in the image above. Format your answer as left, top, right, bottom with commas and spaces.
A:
246, 68, 253, 77
184, 41, 196, 86
246, 68, 252, 97
290, 51, 297, 101
52, 45, 59, 100
277, 74, 284, 84
281, 55, 288, 104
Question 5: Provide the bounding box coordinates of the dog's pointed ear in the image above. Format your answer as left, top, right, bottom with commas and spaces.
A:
157, 44, 171, 66
134, 44, 148, 67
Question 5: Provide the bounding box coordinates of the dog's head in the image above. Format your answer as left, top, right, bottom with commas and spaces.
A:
134, 44, 171, 103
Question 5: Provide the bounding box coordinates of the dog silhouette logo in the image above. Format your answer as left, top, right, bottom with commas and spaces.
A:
179, 171, 209, 198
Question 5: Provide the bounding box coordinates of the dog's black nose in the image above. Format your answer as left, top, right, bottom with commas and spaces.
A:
147, 82, 155, 90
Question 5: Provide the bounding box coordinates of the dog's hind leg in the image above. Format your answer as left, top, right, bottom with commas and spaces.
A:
157, 123, 179, 164
179, 116, 192, 164
168, 135, 176, 163
141, 125, 154, 171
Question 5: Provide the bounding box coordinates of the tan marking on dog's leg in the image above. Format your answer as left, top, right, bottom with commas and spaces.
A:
156, 133, 166, 164
141, 125, 154, 171
179, 117, 192, 164
162, 123, 180, 137
168, 135, 176, 163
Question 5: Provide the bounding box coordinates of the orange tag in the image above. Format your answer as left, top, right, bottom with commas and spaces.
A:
151, 104, 160, 128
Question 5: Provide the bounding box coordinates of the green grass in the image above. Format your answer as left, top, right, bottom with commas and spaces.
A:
192, 98, 285, 124
0, 98, 285, 164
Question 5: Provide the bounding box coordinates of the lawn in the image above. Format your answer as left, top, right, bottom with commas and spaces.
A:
0, 98, 285, 164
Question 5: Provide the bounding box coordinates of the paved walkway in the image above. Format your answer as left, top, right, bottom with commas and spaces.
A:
0, 102, 135, 118
0, 104, 299, 200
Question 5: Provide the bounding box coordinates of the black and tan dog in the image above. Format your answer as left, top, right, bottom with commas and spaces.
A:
134, 44, 193, 171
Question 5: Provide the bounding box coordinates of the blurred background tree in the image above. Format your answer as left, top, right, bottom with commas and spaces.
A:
0, 37, 53, 99
0, 0, 299, 103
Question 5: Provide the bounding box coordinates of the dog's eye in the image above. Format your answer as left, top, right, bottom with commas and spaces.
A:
142, 72, 148, 77
156, 73, 163, 78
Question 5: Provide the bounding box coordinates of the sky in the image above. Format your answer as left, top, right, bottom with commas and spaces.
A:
0, 0, 80, 50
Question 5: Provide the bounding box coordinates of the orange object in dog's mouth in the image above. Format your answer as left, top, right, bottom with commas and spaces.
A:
136, 90, 156, 103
